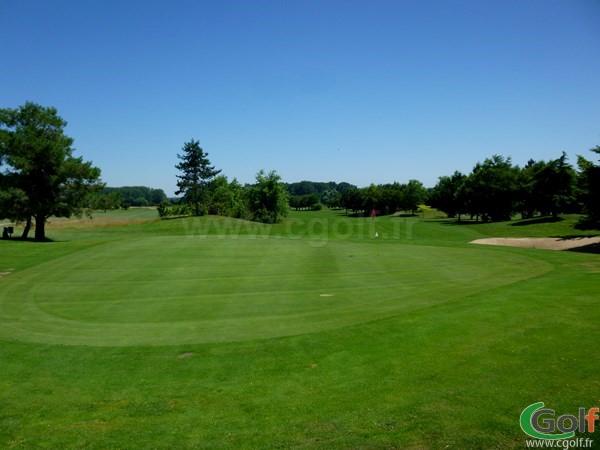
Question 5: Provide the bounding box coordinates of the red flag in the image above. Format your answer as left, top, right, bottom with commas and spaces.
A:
371, 208, 376, 220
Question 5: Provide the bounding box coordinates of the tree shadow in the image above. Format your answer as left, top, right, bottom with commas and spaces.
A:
393, 213, 418, 218
575, 217, 600, 231
433, 219, 487, 226
552, 234, 600, 240
340, 211, 368, 218
510, 216, 563, 227
1, 236, 56, 243
157, 215, 191, 221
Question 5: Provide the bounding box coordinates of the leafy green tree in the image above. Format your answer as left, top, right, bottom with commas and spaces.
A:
516, 159, 546, 219
247, 170, 289, 223
401, 179, 427, 215
577, 146, 600, 225
0, 102, 102, 240
380, 183, 403, 214
533, 153, 576, 217
208, 176, 247, 218
175, 139, 221, 216
322, 189, 341, 209
363, 183, 382, 212
340, 188, 364, 213
466, 155, 519, 221
517, 153, 576, 218
89, 191, 122, 211
429, 171, 466, 218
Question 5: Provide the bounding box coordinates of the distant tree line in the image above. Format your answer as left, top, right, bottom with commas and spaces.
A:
85, 186, 168, 211
428, 150, 600, 224
340, 180, 428, 216
103, 186, 167, 207
285, 181, 357, 210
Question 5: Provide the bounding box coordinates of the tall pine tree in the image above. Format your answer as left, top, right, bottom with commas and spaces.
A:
0, 102, 102, 240
175, 139, 221, 216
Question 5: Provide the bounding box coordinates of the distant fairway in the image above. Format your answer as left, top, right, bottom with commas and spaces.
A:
1, 209, 598, 448
0, 235, 551, 346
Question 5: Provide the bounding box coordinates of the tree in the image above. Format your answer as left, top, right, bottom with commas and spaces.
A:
322, 189, 341, 209
465, 155, 519, 221
0, 102, 102, 240
175, 139, 221, 216
208, 176, 247, 218
363, 183, 382, 212
89, 191, 122, 211
516, 159, 546, 219
516, 153, 576, 219
402, 179, 427, 215
429, 171, 466, 219
577, 146, 600, 225
532, 153, 576, 217
380, 183, 403, 214
247, 170, 289, 223
340, 188, 365, 214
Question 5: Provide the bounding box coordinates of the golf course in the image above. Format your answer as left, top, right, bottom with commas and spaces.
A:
1, 208, 598, 448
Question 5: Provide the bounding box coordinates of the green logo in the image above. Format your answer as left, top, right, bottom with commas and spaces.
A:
520, 402, 599, 440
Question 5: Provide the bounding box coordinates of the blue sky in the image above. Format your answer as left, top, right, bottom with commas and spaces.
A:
2, 0, 599, 195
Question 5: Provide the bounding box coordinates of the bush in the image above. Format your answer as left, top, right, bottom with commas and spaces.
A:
157, 202, 192, 218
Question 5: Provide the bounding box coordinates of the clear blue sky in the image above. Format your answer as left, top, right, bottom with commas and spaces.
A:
2, 0, 599, 195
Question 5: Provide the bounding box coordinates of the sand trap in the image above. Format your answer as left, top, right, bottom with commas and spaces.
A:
176, 352, 195, 359
471, 236, 600, 251
320, 294, 334, 297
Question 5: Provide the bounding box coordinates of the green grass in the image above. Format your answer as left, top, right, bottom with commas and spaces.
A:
1, 209, 599, 448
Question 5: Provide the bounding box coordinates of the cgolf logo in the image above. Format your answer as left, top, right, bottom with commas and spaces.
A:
520, 402, 598, 441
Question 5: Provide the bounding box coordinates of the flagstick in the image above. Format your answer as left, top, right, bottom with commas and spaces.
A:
372, 207, 380, 256
376, 224, 380, 256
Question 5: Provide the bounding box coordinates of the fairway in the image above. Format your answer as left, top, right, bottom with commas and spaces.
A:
1, 210, 599, 449
0, 235, 551, 346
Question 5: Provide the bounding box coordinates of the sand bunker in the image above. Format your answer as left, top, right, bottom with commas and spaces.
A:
471, 236, 600, 252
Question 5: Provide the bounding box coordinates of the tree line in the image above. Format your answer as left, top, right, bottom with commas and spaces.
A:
103, 186, 167, 208
428, 151, 600, 225
87, 186, 169, 211
340, 180, 428, 216
2, 101, 599, 240
285, 181, 357, 210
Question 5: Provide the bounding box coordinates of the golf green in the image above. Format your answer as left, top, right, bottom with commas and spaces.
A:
0, 235, 551, 346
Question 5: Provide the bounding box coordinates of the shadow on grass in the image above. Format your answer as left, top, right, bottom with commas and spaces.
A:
433, 219, 488, 226
393, 213, 419, 218
157, 215, 191, 221
575, 216, 600, 231
1, 237, 56, 243
510, 216, 563, 227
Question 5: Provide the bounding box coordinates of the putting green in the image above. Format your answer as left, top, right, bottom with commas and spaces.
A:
0, 236, 552, 346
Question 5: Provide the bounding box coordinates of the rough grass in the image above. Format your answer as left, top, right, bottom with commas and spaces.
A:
0, 209, 599, 448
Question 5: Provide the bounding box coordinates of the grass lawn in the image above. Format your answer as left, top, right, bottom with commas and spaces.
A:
0, 209, 599, 448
